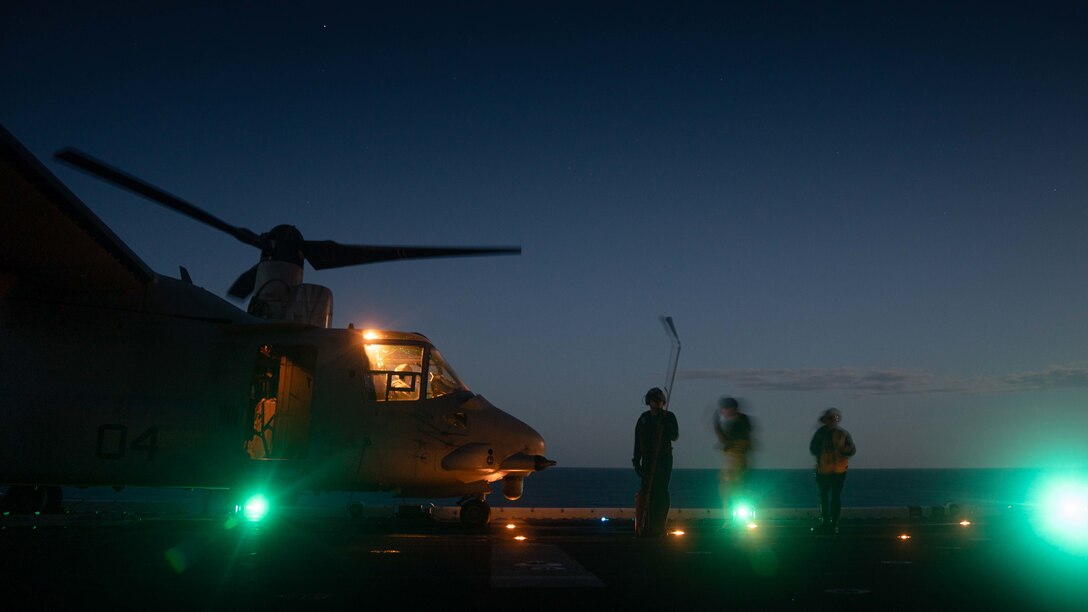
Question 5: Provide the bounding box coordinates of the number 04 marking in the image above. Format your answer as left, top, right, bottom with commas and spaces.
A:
95, 425, 159, 460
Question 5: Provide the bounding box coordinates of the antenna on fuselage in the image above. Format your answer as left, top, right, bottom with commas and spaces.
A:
659, 316, 681, 405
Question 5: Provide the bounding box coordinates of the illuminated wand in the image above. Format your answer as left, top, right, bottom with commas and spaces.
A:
660, 316, 681, 405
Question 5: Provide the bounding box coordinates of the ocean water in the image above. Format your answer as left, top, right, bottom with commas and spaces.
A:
481, 468, 1060, 509
344, 467, 1069, 511
48, 467, 1078, 512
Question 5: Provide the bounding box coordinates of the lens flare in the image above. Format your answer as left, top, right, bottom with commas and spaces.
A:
243, 494, 270, 522
732, 501, 757, 521
1031, 477, 1088, 554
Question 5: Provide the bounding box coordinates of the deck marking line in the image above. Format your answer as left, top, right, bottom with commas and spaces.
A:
491, 542, 604, 588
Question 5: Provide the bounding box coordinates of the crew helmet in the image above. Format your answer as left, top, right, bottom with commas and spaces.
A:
644, 387, 667, 405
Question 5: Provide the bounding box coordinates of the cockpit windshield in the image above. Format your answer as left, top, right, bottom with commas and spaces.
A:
427, 348, 467, 399
363, 338, 467, 402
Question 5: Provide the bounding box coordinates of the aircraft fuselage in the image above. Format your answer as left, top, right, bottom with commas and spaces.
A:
0, 276, 547, 501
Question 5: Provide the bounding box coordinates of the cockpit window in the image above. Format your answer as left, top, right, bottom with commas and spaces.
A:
427, 349, 468, 399
363, 341, 468, 402
364, 343, 424, 401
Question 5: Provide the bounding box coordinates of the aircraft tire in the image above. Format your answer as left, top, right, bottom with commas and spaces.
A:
459, 499, 491, 529
41, 486, 63, 514
0, 485, 50, 514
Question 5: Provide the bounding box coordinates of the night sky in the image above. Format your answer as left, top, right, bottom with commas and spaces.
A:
4, 1, 1087, 469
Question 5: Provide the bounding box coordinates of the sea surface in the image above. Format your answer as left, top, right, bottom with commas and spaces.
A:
469, 468, 1069, 509
49, 467, 1083, 513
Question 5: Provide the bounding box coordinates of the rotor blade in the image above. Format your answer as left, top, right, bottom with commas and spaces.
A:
302, 242, 521, 271
54, 148, 265, 249
227, 263, 259, 299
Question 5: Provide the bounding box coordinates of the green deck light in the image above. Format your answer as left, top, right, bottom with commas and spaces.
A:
1032, 477, 1088, 555
242, 494, 270, 522
732, 502, 756, 521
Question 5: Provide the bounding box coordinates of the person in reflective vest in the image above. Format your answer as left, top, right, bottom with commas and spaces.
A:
809, 407, 856, 534
714, 396, 753, 523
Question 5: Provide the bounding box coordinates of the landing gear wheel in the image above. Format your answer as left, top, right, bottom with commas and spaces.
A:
0, 485, 62, 514
459, 498, 491, 529
41, 486, 63, 514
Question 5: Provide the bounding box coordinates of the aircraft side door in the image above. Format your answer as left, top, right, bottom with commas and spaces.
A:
246, 344, 317, 461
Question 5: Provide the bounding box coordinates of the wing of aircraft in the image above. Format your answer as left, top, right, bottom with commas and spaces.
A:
0, 124, 154, 303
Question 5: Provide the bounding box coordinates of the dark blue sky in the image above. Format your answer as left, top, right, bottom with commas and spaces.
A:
4, 1, 1087, 468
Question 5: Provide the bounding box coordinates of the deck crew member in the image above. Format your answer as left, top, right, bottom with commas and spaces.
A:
714, 396, 753, 523
809, 407, 856, 534
633, 387, 679, 537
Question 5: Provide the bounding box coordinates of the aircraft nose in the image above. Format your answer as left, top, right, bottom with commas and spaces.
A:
458, 395, 553, 468
507, 411, 546, 456
501, 413, 557, 471
496, 416, 555, 473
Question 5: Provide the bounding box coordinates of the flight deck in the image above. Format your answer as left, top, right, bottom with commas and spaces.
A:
3, 505, 1085, 610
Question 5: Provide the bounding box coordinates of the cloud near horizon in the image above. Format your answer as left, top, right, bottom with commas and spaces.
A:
678, 363, 1088, 395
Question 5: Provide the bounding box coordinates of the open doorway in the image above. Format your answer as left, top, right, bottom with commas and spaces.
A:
246, 344, 316, 461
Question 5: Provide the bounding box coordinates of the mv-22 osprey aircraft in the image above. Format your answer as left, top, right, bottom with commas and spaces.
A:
0, 125, 553, 527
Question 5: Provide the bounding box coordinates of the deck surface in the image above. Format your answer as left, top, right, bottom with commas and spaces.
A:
2, 508, 1085, 610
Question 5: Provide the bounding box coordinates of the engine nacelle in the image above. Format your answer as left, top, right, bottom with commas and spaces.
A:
247, 260, 333, 327
287, 283, 333, 328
